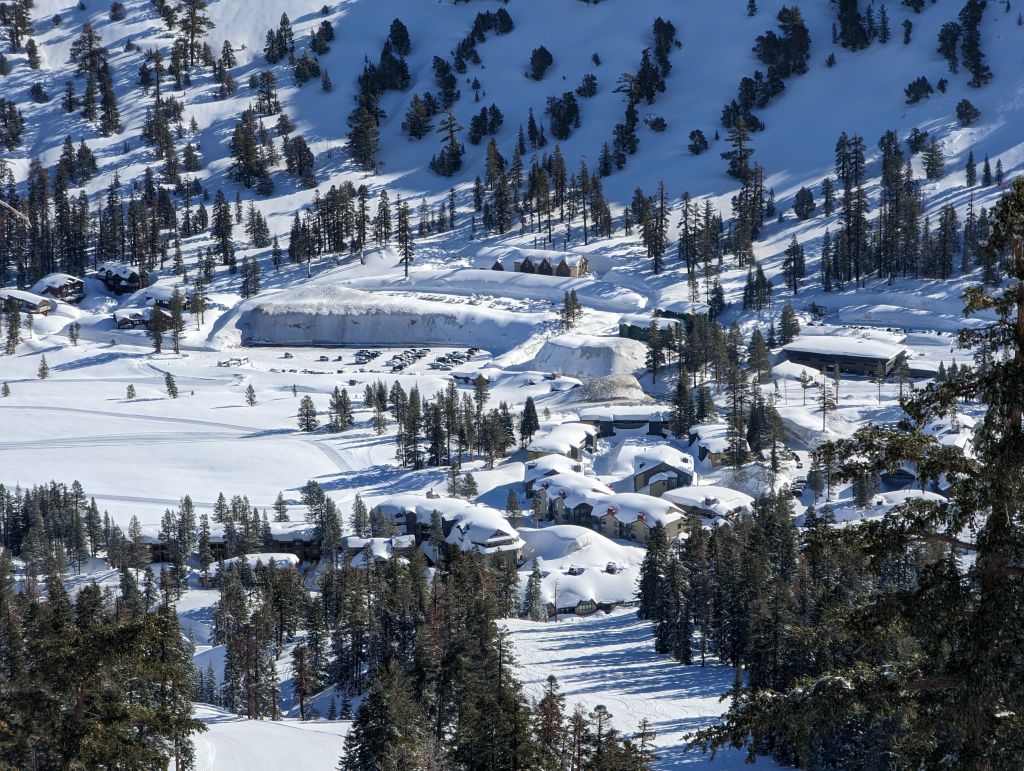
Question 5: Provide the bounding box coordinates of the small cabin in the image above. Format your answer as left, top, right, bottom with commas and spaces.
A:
30, 274, 85, 304
96, 262, 142, 295
0, 288, 52, 315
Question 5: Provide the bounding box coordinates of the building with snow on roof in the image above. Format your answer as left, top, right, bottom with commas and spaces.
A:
341, 535, 416, 568
576, 405, 669, 438
629, 445, 696, 495
617, 313, 683, 343
782, 334, 909, 377
687, 423, 744, 467
536, 472, 615, 526
30, 273, 84, 303
526, 422, 597, 461
661, 485, 755, 521
523, 453, 583, 496
0, 288, 52, 315
95, 262, 143, 294
370, 495, 524, 565
590, 492, 687, 544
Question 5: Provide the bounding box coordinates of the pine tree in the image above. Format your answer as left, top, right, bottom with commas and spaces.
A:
165, 372, 178, 398
245, 384, 257, 406
126, 384, 136, 399
519, 396, 540, 444
297, 395, 318, 431
351, 494, 370, 537
524, 559, 547, 621
37, 355, 49, 379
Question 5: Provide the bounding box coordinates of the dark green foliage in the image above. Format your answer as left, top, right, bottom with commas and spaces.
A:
528, 45, 553, 80
956, 98, 981, 125
904, 75, 933, 104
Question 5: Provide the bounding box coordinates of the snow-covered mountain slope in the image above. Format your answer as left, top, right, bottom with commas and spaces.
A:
4, 0, 1022, 242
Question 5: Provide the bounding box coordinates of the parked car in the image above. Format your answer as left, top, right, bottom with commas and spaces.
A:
605, 562, 619, 575
566, 566, 585, 576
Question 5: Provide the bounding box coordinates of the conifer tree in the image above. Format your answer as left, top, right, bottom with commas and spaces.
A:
37, 354, 49, 379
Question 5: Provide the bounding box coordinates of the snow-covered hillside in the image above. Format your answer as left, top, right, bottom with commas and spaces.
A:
0, 2, 1017, 770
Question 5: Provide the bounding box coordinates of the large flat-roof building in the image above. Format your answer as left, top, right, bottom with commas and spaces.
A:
782, 335, 909, 377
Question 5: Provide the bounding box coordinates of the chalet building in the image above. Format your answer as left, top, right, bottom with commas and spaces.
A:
30, 273, 85, 304
617, 314, 683, 343
0, 288, 52, 315
577, 407, 669, 439
113, 307, 171, 330
687, 423, 744, 467
113, 309, 149, 329
370, 495, 524, 566
538, 472, 614, 526
526, 422, 597, 461
781, 335, 909, 377
653, 298, 711, 320
523, 453, 582, 497
591, 493, 687, 544
341, 535, 416, 567
662, 485, 755, 521
490, 253, 588, 277
96, 262, 142, 295
630, 446, 696, 496
143, 285, 193, 310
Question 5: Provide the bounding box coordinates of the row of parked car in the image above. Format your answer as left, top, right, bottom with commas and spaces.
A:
354, 349, 383, 365
429, 347, 482, 371
386, 349, 431, 372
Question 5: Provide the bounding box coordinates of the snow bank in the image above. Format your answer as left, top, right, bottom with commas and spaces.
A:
519, 525, 644, 608
529, 335, 648, 380
343, 267, 646, 313
213, 284, 539, 351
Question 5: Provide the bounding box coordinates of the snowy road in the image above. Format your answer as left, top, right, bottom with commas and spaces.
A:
194, 706, 349, 771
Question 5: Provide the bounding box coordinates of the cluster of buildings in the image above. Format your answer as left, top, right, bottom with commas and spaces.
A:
524, 414, 754, 545
488, 252, 587, 277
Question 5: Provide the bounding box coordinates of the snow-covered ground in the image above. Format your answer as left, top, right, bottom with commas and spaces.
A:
507, 610, 780, 769
194, 705, 350, 771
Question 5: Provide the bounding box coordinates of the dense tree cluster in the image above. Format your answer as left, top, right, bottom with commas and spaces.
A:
692, 182, 1024, 768
0, 555, 203, 770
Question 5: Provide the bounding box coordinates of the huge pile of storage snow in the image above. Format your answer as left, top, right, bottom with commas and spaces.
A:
214, 284, 540, 350
529, 335, 647, 380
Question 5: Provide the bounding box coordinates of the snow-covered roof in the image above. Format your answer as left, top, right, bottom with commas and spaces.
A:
538, 472, 614, 510
593, 493, 684, 527
527, 422, 596, 455
618, 313, 682, 330
372, 495, 524, 556
518, 525, 644, 608
342, 535, 416, 567
96, 262, 139, 279
783, 335, 908, 361
656, 298, 711, 317
207, 520, 318, 544
577, 405, 670, 423
0, 288, 50, 306
30, 273, 82, 292
524, 453, 582, 483
688, 423, 731, 453
662, 485, 755, 519
632, 445, 695, 474
112, 308, 151, 322
217, 553, 300, 573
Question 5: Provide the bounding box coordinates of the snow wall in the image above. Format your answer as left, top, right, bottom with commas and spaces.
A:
212, 285, 540, 350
